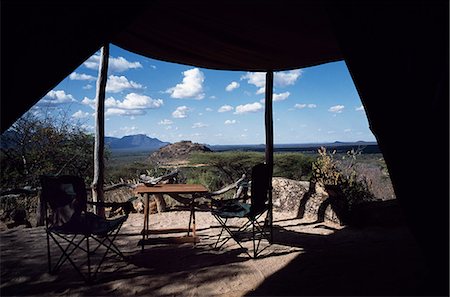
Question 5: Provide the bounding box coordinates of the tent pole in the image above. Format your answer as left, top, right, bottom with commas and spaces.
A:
265, 70, 274, 242
92, 44, 109, 217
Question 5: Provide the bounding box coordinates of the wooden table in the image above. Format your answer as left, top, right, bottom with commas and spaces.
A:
134, 184, 209, 250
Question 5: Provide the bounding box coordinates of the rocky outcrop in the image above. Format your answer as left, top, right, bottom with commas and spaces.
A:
271, 177, 344, 225
147, 141, 212, 166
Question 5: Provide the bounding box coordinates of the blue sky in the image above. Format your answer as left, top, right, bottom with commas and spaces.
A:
30, 44, 376, 145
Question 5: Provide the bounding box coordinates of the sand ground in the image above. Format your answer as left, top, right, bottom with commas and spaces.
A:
1, 210, 425, 296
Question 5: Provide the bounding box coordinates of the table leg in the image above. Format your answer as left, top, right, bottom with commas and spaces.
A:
142, 193, 150, 252
188, 195, 197, 240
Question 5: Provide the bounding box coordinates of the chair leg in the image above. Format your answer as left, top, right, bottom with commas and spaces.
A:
46, 230, 52, 274
86, 236, 91, 282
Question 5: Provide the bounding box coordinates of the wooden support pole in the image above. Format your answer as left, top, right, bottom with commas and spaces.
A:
92, 44, 109, 217
265, 70, 274, 242
265, 71, 274, 176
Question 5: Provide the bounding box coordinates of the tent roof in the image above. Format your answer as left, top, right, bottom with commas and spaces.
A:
1, 0, 342, 132
112, 0, 342, 72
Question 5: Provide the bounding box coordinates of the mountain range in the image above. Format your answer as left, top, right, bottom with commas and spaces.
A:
105, 134, 170, 151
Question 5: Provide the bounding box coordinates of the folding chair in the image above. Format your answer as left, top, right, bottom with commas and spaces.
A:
40, 175, 134, 282
211, 163, 272, 258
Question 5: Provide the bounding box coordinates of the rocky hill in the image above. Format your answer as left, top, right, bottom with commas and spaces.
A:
147, 140, 212, 166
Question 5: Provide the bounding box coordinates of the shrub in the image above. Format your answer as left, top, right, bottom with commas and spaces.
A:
312, 147, 376, 208
1, 112, 95, 189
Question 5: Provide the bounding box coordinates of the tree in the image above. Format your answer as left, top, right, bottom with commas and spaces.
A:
1, 112, 95, 189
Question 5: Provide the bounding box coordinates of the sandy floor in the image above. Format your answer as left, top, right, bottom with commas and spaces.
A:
0, 210, 425, 296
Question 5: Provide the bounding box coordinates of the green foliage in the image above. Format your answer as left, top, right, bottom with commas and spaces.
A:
274, 153, 314, 180
1, 112, 95, 189
188, 151, 313, 191
189, 151, 264, 184
312, 147, 376, 208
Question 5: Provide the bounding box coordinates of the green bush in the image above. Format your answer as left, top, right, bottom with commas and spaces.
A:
274, 153, 314, 180
1, 112, 95, 189
312, 147, 376, 208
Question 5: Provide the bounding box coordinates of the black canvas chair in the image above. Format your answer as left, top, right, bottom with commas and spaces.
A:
40, 175, 134, 282
211, 163, 272, 258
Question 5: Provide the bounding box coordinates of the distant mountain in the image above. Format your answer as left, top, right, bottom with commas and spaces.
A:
105, 134, 170, 151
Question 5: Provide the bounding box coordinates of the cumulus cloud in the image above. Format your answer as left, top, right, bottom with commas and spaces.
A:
224, 119, 237, 125
83, 93, 163, 117
192, 122, 208, 128
83, 84, 93, 90
355, 105, 364, 111
218, 105, 234, 112
40, 90, 76, 104
112, 93, 163, 110
172, 106, 191, 118
328, 105, 345, 113
234, 102, 263, 114
166, 68, 205, 99
225, 81, 240, 91
106, 75, 144, 93
294, 103, 317, 109
72, 110, 91, 119
69, 72, 96, 81
81, 97, 96, 109
273, 92, 290, 102
274, 69, 303, 87
105, 108, 146, 116
241, 69, 302, 93
158, 119, 173, 125
83, 54, 143, 72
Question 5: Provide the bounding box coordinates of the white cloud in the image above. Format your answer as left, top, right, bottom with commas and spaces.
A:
41, 90, 76, 104
328, 105, 345, 113
241, 72, 265, 88
225, 81, 240, 91
158, 119, 173, 125
106, 75, 144, 93
294, 103, 317, 109
83, 54, 142, 72
234, 102, 263, 114
274, 69, 303, 87
72, 110, 90, 119
83, 84, 93, 90
69, 72, 96, 81
273, 92, 290, 102
256, 87, 266, 94
81, 97, 96, 109
116, 93, 163, 109
105, 108, 146, 116
85, 93, 163, 117
344, 128, 352, 132
355, 105, 364, 111
166, 68, 205, 99
205, 107, 213, 112
241, 69, 302, 93
172, 106, 190, 118
192, 122, 208, 128
224, 119, 237, 125
218, 105, 234, 112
